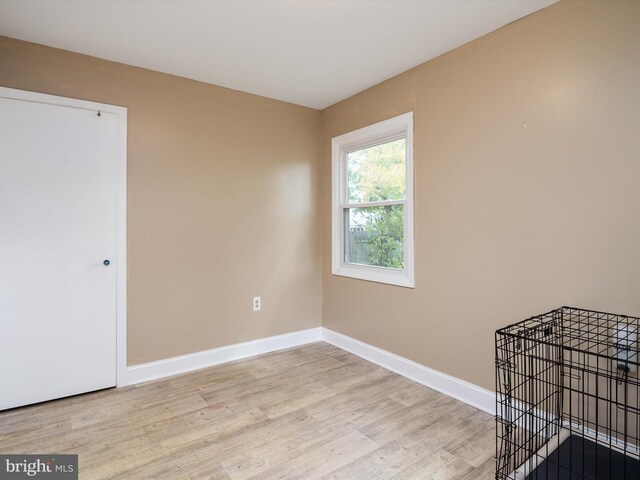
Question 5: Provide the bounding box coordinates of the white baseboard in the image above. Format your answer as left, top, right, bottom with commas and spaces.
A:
126, 327, 323, 385
321, 328, 496, 415
126, 326, 495, 416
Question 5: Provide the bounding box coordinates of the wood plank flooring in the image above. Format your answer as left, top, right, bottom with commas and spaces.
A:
0, 342, 495, 479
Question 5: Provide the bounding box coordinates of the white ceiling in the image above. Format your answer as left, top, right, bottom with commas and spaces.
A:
0, 0, 556, 109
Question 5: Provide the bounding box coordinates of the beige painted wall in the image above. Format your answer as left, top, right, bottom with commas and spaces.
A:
1, 0, 638, 392
0, 37, 322, 366
321, 0, 640, 391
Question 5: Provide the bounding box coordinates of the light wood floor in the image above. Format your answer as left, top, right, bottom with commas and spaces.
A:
0, 342, 495, 479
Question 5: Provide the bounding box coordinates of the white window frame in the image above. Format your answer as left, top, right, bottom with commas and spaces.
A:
331, 112, 414, 288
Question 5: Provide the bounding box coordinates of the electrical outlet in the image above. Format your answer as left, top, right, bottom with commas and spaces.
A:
253, 296, 261, 312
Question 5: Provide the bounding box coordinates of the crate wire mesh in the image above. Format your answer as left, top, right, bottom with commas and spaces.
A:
496, 307, 640, 479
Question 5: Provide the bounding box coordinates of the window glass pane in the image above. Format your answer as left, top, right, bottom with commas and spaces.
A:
344, 205, 404, 269
347, 138, 406, 203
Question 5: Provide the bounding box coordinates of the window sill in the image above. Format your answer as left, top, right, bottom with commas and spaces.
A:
332, 263, 415, 288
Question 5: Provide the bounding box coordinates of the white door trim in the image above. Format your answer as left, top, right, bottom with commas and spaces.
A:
0, 86, 128, 388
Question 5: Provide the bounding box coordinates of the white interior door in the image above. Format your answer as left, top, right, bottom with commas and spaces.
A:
0, 92, 122, 410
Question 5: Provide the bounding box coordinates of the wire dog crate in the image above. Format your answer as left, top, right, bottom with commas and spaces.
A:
496, 307, 639, 479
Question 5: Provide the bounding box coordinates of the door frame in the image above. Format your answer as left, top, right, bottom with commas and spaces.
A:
0, 86, 128, 387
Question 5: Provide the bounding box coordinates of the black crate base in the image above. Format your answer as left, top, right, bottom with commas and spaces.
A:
526, 435, 640, 480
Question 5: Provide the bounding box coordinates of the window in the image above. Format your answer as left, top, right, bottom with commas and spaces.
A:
331, 112, 414, 287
